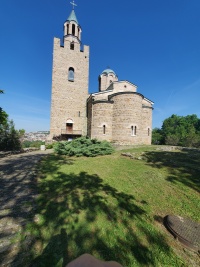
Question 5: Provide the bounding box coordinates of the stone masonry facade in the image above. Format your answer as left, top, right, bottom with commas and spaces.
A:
87, 80, 153, 145
50, 7, 154, 145
50, 9, 89, 139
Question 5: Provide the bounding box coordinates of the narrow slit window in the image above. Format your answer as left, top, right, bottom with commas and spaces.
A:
78, 27, 80, 38
67, 24, 69, 35
131, 126, 137, 136
103, 125, 106, 135
148, 128, 150, 136
131, 126, 134, 136
68, 67, 74, 81
98, 77, 101, 91
72, 24, 75, 36
70, 42, 74, 50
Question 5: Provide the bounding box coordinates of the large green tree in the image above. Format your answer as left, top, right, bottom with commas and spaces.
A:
0, 120, 22, 151
0, 91, 22, 151
152, 114, 200, 147
152, 128, 164, 145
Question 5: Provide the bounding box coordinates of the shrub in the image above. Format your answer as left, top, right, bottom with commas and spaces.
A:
46, 143, 54, 149
22, 140, 44, 148
54, 137, 114, 157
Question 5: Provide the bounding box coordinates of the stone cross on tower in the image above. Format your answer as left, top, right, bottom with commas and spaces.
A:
70, 0, 77, 10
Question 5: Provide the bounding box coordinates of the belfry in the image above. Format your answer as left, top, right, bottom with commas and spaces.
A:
50, 1, 89, 140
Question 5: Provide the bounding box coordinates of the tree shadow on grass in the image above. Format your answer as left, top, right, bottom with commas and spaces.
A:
0, 153, 74, 267
15, 162, 179, 267
144, 149, 200, 193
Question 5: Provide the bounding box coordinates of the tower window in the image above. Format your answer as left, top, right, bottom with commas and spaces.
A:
68, 67, 74, 81
78, 111, 80, 117
103, 125, 106, 135
131, 126, 137, 136
78, 27, 80, 38
67, 24, 69, 35
70, 42, 74, 50
148, 128, 150, 136
98, 77, 101, 92
72, 24, 75, 36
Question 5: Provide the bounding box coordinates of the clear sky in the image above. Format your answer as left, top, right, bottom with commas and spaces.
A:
1, 0, 200, 132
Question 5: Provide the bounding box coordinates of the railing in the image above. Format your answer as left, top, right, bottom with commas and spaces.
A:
61, 129, 82, 135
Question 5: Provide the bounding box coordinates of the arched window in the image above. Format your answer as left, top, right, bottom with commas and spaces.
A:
103, 125, 106, 135
70, 42, 74, 50
68, 67, 74, 81
131, 126, 137, 136
148, 128, 150, 136
67, 24, 69, 35
72, 24, 75, 36
131, 126, 134, 136
78, 111, 80, 117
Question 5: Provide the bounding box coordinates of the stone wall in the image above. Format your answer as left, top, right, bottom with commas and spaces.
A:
87, 96, 93, 137
88, 91, 153, 145
111, 93, 143, 145
99, 73, 118, 92
91, 101, 113, 141
50, 37, 89, 138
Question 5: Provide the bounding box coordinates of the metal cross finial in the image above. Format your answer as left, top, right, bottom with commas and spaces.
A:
70, 0, 77, 10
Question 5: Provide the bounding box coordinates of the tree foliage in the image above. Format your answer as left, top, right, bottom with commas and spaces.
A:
54, 136, 114, 157
18, 129, 25, 137
0, 108, 8, 126
0, 120, 22, 151
0, 91, 22, 151
152, 114, 200, 148
152, 128, 164, 145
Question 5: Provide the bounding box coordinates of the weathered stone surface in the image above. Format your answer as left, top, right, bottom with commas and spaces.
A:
50, 36, 89, 138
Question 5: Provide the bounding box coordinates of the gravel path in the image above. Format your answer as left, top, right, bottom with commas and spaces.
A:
0, 150, 53, 267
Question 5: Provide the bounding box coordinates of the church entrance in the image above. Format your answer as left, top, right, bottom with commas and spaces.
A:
61, 118, 82, 139
66, 123, 73, 134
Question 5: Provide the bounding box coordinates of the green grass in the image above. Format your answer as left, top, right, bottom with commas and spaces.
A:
21, 146, 200, 266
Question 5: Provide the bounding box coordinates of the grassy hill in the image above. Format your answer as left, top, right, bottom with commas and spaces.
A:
21, 145, 200, 266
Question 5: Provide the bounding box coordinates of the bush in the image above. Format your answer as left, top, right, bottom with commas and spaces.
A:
46, 143, 54, 149
22, 140, 44, 148
54, 137, 114, 157
165, 134, 180, 146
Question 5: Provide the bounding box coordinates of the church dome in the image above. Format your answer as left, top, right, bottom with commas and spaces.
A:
101, 69, 116, 76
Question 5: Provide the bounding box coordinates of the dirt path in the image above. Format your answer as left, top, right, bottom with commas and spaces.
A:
0, 150, 53, 267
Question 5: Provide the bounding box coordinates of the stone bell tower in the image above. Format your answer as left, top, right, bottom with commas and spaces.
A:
50, 1, 89, 139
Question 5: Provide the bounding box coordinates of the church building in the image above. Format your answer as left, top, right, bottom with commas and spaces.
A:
50, 3, 154, 145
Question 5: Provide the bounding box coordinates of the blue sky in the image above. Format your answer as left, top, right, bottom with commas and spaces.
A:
0, 0, 200, 132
